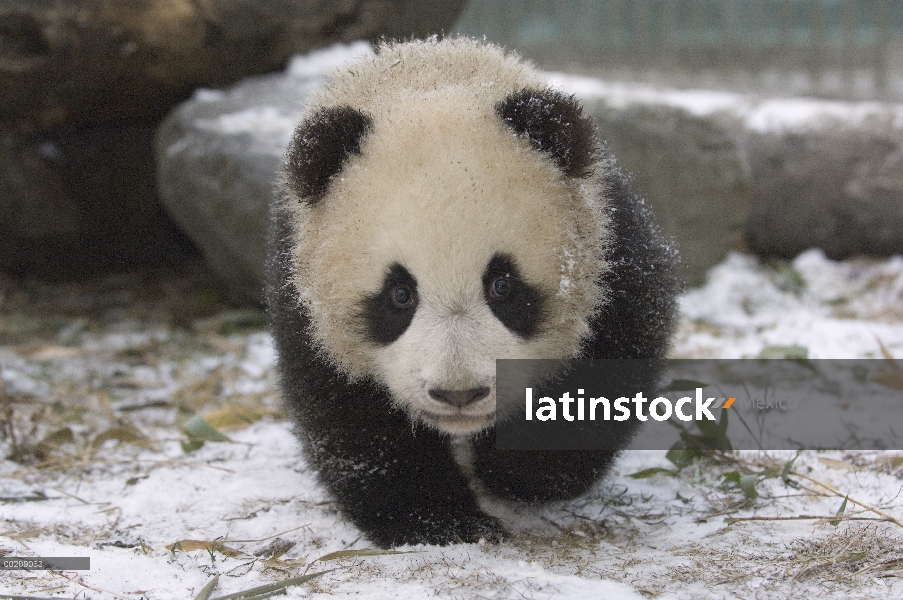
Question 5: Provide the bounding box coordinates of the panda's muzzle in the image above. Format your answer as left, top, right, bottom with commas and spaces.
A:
428, 386, 490, 408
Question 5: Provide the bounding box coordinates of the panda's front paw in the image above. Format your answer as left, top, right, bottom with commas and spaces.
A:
369, 512, 507, 548
446, 513, 508, 545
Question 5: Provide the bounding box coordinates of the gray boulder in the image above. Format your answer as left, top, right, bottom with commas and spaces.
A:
0, 125, 194, 277
0, 0, 467, 131
740, 100, 903, 259
556, 79, 903, 273
155, 45, 366, 302
577, 96, 750, 286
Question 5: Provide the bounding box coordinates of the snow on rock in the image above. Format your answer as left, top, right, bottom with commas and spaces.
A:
286, 41, 374, 79
548, 73, 746, 118
550, 71, 903, 135
155, 43, 376, 304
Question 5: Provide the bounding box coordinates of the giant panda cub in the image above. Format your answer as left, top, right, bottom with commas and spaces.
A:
267, 38, 679, 548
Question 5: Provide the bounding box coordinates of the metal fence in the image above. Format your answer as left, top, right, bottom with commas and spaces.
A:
454, 0, 903, 100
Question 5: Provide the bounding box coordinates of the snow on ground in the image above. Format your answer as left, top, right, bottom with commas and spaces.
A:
676, 249, 903, 359
1, 250, 903, 599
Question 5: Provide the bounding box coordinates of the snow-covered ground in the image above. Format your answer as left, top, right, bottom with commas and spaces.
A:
2, 250, 902, 599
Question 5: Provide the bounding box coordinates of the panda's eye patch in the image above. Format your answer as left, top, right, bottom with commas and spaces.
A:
391, 284, 415, 308
360, 263, 418, 345
482, 254, 544, 339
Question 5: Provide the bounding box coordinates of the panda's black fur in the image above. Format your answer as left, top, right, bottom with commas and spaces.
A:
266, 39, 679, 548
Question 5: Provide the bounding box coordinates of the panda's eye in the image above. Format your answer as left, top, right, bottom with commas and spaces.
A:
489, 276, 510, 298
361, 263, 417, 345
391, 284, 415, 308
482, 253, 543, 339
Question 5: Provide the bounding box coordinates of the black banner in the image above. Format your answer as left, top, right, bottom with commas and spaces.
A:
495, 359, 903, 451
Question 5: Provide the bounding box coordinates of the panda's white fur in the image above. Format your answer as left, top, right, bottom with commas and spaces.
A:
279, 39, 610, 434
267, 37, 678, 548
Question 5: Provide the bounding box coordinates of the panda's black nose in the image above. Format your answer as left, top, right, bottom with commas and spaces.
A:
428, 387, 490, 407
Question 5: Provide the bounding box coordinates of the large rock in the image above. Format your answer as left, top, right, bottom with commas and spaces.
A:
0, 0, 467, 131
554, 79, 903, 268
565, 81, 750, 285
740, 99, 903, 258
0, 1, 465, 281
155, 45, 368, 303
0, 125, 195, 277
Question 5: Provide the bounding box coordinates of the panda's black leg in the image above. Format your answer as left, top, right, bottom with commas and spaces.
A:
470, 429, 620, 503
296, 397, 506, 548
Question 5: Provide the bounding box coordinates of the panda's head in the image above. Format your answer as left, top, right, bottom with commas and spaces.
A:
279, 39, 611, 435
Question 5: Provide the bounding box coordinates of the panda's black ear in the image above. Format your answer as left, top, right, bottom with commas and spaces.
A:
495, 88, 597, 178
285, 106, 373, 203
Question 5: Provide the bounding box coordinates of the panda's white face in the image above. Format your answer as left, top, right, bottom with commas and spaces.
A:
282, 43, 610, 435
